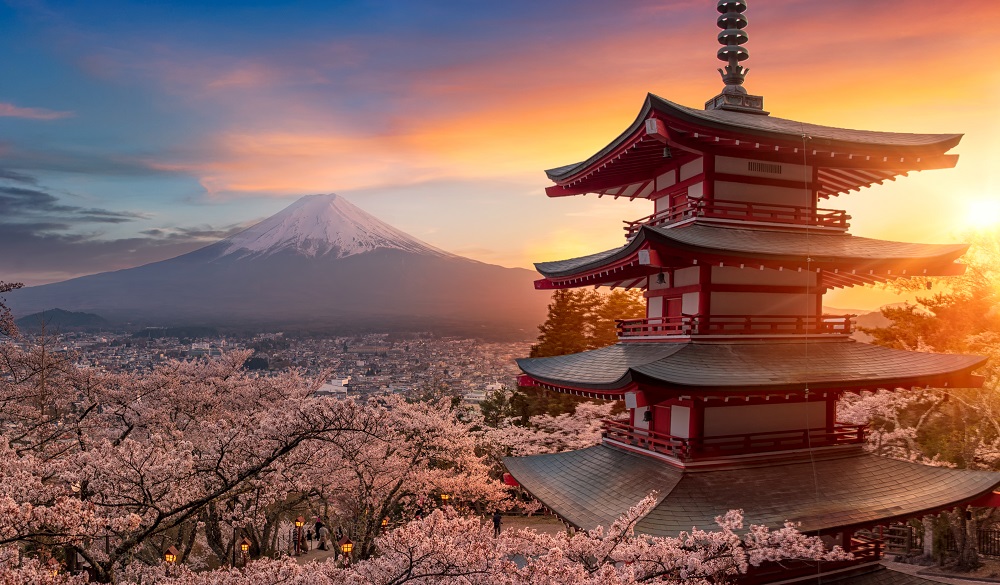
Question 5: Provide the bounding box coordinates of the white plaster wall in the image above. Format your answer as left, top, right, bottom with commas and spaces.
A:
688, 181, 704, 198
714, 155, 811, 182
680, 158, 704, 181
711, 266, 816, 286
682, 293, 700, 315
714, 182, 811, 207
673, 267, 701, 287
656, 169, 677, 191
670, 405, 691, 438
710, 292, 817, 316
648, 296, 663, 318
704, 402, 826, 436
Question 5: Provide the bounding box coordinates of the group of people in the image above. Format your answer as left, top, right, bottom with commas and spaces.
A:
302, 518, 344, 554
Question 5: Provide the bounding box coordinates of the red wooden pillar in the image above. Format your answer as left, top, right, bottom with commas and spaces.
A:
689, 400, 704, 449
703, 155, 715, 204
699, 264, 712, 320
841, 530, 852, 552
825, 395, 837, 432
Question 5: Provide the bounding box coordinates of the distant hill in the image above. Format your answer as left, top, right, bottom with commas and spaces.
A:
823, 305, 892, 343
16, 309, 110, 331
6, 194, 549, 340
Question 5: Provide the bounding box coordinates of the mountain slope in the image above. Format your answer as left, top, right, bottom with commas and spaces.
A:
216, 194, 452, 259
7, 194, 548, 338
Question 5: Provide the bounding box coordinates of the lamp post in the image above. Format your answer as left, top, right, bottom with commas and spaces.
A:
46, 557, 59, 577
440, 493, 450, 506
381, 517, 389, 531
164, 545, 178, 577
239, 537, 252, 565
294, 516, 305, 556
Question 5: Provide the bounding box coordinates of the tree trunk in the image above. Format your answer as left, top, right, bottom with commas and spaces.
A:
950, 507, 981, 571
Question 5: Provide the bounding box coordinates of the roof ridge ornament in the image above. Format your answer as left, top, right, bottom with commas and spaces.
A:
705, 0, 769, 115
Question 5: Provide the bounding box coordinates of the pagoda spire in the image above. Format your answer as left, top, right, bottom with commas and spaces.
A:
705, 0, 768, 114
716, 0, 749, 91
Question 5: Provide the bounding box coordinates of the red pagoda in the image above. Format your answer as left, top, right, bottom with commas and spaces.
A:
504, 2, 1000, 583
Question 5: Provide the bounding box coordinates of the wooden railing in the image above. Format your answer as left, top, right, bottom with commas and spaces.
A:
601, 419, 867, 460
615, 314, 854, 338
740, 536, 879, 585
623, 197, 849, 237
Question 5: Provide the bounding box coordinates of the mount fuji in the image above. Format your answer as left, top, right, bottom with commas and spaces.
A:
6, 194, 548, 337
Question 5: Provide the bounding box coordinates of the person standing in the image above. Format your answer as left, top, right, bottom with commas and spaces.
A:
492, 511, 502, 537
318, 524, 330, 551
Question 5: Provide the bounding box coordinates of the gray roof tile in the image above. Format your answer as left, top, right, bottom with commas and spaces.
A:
517, 340, 984, 392
535, 223, 967, 278
505, 445, 1000, 537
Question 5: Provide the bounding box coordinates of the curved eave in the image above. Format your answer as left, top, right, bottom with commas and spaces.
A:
533, 224, 969, 290
517, 341, 986, 395
547, 93, 962, 182
504, 445, 1000, 538
545, 94, 961, 198
644, 95, 962, 155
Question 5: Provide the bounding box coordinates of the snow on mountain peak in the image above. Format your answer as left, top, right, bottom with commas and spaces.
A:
219, 194, 452, 259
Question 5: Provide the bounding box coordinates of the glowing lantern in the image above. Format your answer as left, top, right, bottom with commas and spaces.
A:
339, 537, 354, 555
164, 546, 179, 564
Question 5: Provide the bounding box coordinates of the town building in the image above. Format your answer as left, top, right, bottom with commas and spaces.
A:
504, 2, 1000, 582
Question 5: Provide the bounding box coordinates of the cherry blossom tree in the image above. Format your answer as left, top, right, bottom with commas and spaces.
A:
100, 497, 848, 585
0, 334, 392, 582
298, 396, 508, 560
0, 282, 21, 337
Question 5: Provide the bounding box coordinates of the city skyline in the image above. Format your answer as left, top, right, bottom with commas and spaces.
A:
1, 0, 995, 310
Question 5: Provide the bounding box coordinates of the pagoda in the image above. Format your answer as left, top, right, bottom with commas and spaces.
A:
504, 2, 1000, 582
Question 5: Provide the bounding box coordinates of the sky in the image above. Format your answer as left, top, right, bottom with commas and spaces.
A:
0, 0, 997, 310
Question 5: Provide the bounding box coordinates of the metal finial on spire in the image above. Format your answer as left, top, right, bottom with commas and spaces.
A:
705, 0, 768, 115
716, 0, 749, 94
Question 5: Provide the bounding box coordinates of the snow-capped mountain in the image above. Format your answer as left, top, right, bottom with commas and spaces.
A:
7, 195, 547, 338
218, 194, 452, 259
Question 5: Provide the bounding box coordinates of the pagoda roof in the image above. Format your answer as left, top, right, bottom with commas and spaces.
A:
503, 445, 1000, 536
534, 223, 967, 290
516, 340, 985, 396
545, 94, 961, 199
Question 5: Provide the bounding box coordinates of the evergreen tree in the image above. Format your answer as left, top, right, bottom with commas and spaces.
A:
530, 288, 644, 357
591, 289, 646, 348
529, 289, 598, 357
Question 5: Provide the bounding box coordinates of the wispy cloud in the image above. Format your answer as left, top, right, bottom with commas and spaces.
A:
0, 184, 149, 224
0, 102, 74, 120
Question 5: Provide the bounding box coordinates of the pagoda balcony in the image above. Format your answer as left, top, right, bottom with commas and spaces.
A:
601, 419, 867, 461
615, 314, 854, 339
623, 197, 850, 238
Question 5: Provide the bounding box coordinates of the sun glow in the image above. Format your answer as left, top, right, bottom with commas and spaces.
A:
964, 198, 1000, 230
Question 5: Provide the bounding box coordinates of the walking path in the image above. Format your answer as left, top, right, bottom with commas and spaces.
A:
294, 545, 339, 564
882, 561, 1000, 584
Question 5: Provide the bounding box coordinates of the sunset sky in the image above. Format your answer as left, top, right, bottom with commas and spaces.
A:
1, 0, 996, 310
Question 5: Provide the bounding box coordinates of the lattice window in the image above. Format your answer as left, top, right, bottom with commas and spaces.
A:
748, 161, 782, 174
